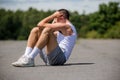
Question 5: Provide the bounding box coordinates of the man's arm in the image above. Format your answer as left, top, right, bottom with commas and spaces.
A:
37, 11, 61, 28
37, 11, 73, 35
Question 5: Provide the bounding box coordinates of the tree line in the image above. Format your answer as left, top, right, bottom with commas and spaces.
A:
0, 2, 120, 40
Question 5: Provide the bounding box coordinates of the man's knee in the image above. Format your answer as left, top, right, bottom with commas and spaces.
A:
42, 27, 53, 35
31, 27, 39, 34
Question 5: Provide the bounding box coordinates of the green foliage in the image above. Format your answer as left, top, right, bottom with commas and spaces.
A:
86, 2, 120, 39
104, 21, 120, 38
86, 30, 101, 39
0, 2, 120, 40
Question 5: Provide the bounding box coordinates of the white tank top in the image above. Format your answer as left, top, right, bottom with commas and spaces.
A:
57, 22, 77, 60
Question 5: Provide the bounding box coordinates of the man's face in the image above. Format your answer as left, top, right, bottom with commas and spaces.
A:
57, 13, 66, 23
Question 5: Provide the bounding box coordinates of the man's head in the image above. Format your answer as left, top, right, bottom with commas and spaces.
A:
58, 9, 70, 20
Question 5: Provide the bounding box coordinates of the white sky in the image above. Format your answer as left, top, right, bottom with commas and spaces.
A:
0, 0, 119, 14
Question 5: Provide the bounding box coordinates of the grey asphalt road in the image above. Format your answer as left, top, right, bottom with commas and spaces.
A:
0, 39, 120, 80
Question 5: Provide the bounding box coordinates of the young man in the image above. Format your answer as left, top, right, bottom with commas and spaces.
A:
12, 9, 77, 67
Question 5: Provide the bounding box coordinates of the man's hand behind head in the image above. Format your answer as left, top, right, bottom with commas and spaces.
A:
53, 11, 63, 18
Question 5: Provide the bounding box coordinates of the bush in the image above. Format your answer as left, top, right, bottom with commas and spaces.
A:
104, 25, 120, 39
17, 35, 26, 40
86, 30, 101, 39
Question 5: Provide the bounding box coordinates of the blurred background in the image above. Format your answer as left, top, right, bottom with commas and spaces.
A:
0, 0, 120, 40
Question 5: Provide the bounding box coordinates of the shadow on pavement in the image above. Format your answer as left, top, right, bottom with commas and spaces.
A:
35, 62, 95, 67
64, 62, 95, 66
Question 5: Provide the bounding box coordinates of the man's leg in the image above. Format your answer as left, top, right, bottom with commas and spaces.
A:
42, 28, 66, 65
27, 27, 42, 48
34, 27, 66, 65
45, 30, 58, 54
36, 27, 57, 51
28, 27, 57, 59
24, 27, 42, 56
29, 27, 59, 65
12, 27, 42, 67
12, 27, 59, 67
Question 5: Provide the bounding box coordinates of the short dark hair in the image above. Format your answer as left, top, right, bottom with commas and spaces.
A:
58, 9, 70, 20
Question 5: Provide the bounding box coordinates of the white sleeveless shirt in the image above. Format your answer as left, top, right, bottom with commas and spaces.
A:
57, 22, 77, 60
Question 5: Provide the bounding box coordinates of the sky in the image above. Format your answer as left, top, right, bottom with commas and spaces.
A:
0, 0, 119, 14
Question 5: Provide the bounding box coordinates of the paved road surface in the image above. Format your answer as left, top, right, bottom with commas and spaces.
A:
0, 39, 120, 80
